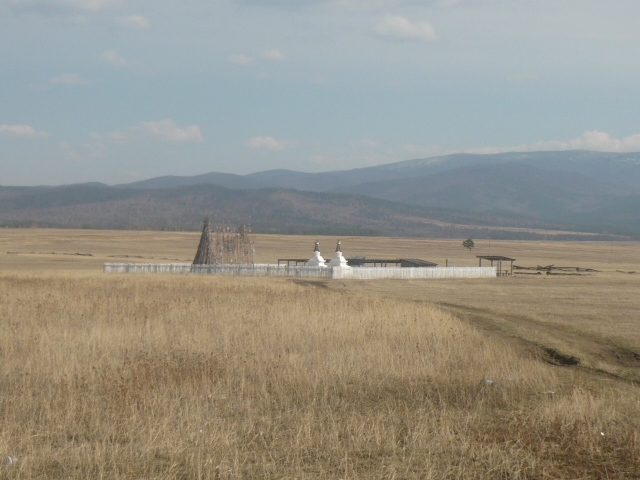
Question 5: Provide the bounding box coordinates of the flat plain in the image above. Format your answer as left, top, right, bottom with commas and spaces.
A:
1, 228, 639, 478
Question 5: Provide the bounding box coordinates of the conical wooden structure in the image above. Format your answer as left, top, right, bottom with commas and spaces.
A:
193, 217, 213, 265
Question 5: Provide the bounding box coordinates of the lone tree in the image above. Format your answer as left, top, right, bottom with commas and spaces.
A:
462, 238, 475, 252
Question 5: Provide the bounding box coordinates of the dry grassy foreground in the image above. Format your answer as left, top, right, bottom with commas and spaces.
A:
0, 273, 639, 478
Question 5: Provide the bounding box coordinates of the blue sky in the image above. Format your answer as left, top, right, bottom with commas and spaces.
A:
1, 0, 640, 185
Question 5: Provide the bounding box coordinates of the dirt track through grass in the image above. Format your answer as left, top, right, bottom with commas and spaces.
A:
433, 301, 640, 377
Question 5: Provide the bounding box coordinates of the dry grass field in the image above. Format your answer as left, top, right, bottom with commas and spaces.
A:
1, 229, 639, 478
1, 228, 639, 272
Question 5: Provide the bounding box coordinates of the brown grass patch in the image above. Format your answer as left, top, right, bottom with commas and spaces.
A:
0, 273, 638, 478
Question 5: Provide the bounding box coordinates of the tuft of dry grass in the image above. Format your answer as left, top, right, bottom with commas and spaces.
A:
0, 273, 638, 478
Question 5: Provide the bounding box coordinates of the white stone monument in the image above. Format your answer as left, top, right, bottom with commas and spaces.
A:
329, 240, 351, 268
307, 240, 327, 267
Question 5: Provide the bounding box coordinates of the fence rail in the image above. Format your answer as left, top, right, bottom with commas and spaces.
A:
334, 266, 497, 279
104, 263, 496, 279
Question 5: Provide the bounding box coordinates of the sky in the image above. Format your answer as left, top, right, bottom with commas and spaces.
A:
1, 0, 640, 186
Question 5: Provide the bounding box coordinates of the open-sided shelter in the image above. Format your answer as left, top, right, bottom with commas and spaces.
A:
476, 255, 515, 276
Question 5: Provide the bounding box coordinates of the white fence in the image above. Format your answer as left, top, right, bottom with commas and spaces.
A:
103, 263, 333, 278
104, 263, 193, 274
332, 266, 497, 279
104, 263, 496, 279
190, 264, 333, 278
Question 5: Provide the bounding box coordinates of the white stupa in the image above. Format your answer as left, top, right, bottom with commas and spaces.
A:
329, 240, 351, 268
307, 240, 327, 267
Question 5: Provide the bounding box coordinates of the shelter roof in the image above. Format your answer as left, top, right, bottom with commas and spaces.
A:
476, 255, 516, 261
399, 258, 439, 267
346, 258, 438, 267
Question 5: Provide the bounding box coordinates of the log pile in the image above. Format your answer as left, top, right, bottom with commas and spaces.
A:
513, 264, 600, 276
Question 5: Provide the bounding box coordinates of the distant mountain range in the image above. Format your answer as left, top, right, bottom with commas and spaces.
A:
117, 150, 640, 192
2, 150, 640, 239
334, 163, 640, 234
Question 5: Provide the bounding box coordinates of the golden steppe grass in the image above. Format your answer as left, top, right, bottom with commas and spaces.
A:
3, 228, 640, 370
0, 272, 639, 479
338, 274, 640, 381
2, 228, 640, 272
1, 229, 640, 477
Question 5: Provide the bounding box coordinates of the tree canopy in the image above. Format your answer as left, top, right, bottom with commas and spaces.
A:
462, 238, 475, 251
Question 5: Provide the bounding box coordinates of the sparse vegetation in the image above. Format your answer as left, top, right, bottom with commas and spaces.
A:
1, 229, 639, 477
0, 273, 639, 478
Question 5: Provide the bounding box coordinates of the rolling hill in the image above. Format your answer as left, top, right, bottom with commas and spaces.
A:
3, 150, 640, 239
116, 150, 640, 192
333, 162, 640, 233
0, 183, 622, 240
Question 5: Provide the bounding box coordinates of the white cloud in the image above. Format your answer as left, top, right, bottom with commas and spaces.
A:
9, 0, 120, 13
0, 124, 49, 138
543, 131, 640, 152
467, 131, 640, 155
262, 49, 285, 61
115, 14, 151, 30
96, 120, 202, 144
107, 130, 129, 143
62, 121, 201, 159
136, 119, 203, 143
396, 131, 640, 160
248, 136, 289, 151
59, 142, 83, 161
101, 49, 129, 67
59, 137, 106, 162
49, 72, 89, 85
374, 15, 438, 41
228, 54, 253, 66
